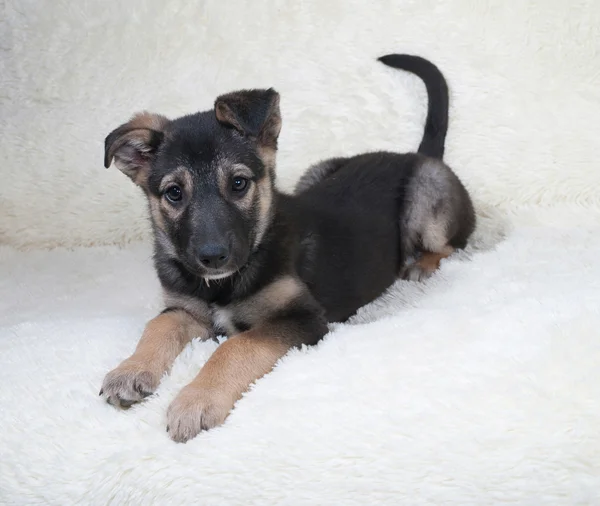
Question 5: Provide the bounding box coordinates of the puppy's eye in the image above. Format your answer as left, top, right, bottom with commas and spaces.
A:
165, 185, 183, 202
231, 177, 248, 193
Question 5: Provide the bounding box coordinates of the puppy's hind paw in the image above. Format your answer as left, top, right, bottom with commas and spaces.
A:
401, 264, 434, 282
401, 250, 453, 282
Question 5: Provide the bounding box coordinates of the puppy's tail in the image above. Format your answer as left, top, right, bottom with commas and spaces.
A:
378, 54, 449, 159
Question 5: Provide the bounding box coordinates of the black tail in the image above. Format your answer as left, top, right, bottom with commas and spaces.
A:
378, 54, 449, 159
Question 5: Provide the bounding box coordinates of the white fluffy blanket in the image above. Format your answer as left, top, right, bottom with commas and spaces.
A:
1, 208, 599, 504
1, 0, 600, 504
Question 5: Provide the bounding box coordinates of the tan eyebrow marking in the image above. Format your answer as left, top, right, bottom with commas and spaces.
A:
216, 161, 255, 198
230, 163, 254, 178
159, 166, 193, 193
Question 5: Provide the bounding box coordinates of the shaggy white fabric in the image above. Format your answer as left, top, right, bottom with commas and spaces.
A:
2, 0, 600, 504
1, 208, 600, 504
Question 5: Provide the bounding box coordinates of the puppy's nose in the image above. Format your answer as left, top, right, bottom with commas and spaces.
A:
198, 244, 230, 270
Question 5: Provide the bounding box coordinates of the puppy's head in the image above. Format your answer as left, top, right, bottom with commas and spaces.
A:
104, 89, 281, 280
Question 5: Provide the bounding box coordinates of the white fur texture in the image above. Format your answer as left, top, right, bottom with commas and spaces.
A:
1, 208, 600, 504
1, 0, 600, 504
1, 0, 599, 248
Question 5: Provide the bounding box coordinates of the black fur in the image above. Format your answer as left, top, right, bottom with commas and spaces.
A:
378, 54, 449, 158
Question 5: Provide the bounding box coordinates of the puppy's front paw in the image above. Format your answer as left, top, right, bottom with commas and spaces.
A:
166, 385, 230, 443
100, 360, 160, 408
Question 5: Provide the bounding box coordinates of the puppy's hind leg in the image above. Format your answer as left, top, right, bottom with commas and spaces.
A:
402, 245, 455, 282
400, 158, 475, 282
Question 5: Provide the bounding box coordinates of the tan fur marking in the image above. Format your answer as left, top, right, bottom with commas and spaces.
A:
217, 276, 304, 332
109, 130, 158, 186
215, 102, 243, 132
258, 94, 282, 148
159, 166, 193, 194
213, 158, 273, 238
230, 163, 254, 179
192, 332, 289, 403
216, 161, 256, 212
127, 111, 170, 132
255, 275, 302, 311
132, 311, 208, 369
254, 174, 273, 247
149, 195, 166, 232
235, 179, 257, 213
416, 247, 454, 274
257, 145, 277, 172
100, 310, 211, 408
132, 160, 149, 187
106, 111, 169, 187
159, 167, 193, 219
166, 328, 290, 442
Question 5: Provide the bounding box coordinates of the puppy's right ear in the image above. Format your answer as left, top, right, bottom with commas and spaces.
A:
104, 112, 170, 186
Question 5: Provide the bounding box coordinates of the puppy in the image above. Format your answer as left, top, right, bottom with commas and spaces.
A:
100, 54, 475, 443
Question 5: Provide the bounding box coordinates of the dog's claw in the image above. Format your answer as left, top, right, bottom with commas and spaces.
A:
135, 384, 153, 398
166, 425, 170, 433
99, 388, 104, 396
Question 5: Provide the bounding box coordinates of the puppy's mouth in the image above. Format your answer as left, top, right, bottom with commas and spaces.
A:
202, 270, 236, 280
180, 254, 248, 282
182, 261, 235, 280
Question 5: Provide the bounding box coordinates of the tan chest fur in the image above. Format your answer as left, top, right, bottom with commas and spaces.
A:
165, 275, 305, 338
211, 275, 304, 336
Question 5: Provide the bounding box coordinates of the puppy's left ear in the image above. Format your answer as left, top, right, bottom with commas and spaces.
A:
214, 88, 282, 149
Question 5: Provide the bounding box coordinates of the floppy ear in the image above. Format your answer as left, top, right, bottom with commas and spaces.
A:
214, 88, 282, 149
104, 112, 170, 186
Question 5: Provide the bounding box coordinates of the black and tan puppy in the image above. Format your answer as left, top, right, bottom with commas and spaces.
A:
100, 54, 475, 443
